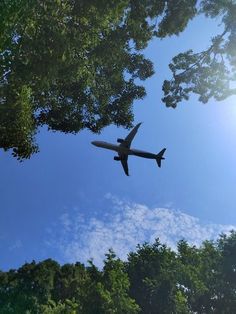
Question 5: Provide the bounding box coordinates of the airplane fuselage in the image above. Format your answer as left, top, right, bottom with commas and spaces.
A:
91, 141, 157, 159
91, 121, 166, 176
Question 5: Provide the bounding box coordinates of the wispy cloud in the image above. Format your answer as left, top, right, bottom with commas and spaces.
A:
47, 195, 236, 267
9, 239, 23, 251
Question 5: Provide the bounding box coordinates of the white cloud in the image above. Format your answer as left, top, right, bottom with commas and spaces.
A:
48, 196, 236, 267
9, 239, 23, 251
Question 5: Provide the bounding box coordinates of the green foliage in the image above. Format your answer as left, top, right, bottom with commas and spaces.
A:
40, 299, 78, 314
1, 0, 236, 158
157, 0, 198, 38
0, 0, 198, 160
81, 251, 139, 313
213, 231, 236, 312
0, 85, 38, 160
126, 239, 186, 313
101, 250, 140, 313
162, 0, 236, 108
1, 232, 236, 313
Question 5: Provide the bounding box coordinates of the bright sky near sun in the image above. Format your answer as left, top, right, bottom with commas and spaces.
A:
1, 15, 236, 270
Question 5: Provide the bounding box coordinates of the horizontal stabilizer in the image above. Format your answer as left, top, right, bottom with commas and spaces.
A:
156, 148, 166, 168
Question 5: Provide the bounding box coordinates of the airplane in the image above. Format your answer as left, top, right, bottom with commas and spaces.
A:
91, 122, 166, 176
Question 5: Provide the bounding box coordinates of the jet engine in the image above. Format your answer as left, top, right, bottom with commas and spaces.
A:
114, 156, 120, 161
117, 138, 124, 143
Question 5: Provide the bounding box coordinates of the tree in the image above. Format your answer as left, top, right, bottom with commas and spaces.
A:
176, 239, 216, 313
212, 231, 236, 313
81, 251, 140, 313
1, 233, 236, 313
162, 0, 236, 108
0, 259, 62, 313
126, 239, 188, 314
39, 299, 78, 314
52, 262, 88, 306
0, 0, 198, 159
102, 250, 140, 313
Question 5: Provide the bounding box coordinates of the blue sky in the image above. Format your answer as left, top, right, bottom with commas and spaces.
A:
1, 15, 236, 270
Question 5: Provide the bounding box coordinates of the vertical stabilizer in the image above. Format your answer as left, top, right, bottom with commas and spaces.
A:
156, 148, 166, 167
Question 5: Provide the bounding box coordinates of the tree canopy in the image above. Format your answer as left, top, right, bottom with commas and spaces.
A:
0, 0, 197, 159
1, 232, 236, 313
1, 0, 235, 159
162, 0, 236, 108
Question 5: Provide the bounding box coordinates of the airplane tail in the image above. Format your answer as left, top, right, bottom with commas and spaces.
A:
156, 148, 166, 168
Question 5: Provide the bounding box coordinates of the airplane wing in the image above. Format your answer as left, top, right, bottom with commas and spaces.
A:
120, 122, 142, 149
119, 153, 129, 176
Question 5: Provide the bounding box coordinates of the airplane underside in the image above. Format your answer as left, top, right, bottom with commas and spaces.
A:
92, 122, 166, 175
127, 149, 157, 159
